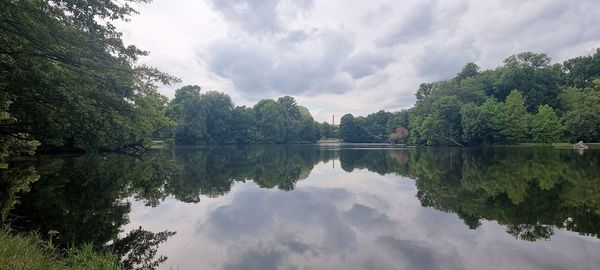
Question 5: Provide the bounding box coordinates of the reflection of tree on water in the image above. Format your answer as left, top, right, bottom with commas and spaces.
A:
0, 146, 333, 269
0, 163, 39, 221
2, 145, 600, 268
169, 145, 333, 199
333, 147, 600, 241
1, 156, 176, 270
106, 227, 176, 270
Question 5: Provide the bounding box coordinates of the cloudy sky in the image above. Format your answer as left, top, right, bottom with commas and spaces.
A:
118, 0, 600, 122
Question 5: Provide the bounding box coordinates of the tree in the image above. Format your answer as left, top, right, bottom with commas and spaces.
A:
168, 85, 201, 119
455, 62, 480, 82
277, 96, 301, 119
562, 49, 600, 88
531, 105, 564, 143
460, 103, 485, 145
415, 82, 438, 101
254, 99, 287, 144
561, 88, 600, 142
386, 111, 409, 136
366, 110, 392, 142
389, 128, 409, 144
229, 106, 259, 144
0, 0, 178, 153
501, 91, 530, 143
478, 98, 505, 144
419, 97, 463, 146
483, 52, 561, 111
202, 91, 235, 144
318, 122, 337, 139
339, 114, 371, 143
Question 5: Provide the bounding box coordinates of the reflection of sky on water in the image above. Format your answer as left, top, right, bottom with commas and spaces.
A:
125, 160, 600, 270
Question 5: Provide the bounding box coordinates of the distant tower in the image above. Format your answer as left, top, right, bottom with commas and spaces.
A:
332, 115, 335, 125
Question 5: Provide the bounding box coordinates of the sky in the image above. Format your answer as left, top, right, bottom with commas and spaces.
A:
117, 0, 600, 122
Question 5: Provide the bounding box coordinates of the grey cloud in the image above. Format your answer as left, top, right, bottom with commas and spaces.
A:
342, 50, 394, 79
291, 0, 314, 10
483, 0, 600, 60
209, 0, 314, 34
375, 1, 438, 47
283, 30, 311, 43
207, 30, 355, 98
375, 236, 463, 270
200, 187, 357, 253
342, 203, 395, 230
223, 248, 284, 270
412, 37, 479, 80
209, 0, 281, 33
360, 4, 392, 25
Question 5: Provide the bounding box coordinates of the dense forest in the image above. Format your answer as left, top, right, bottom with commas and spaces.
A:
339, 51, 600, 145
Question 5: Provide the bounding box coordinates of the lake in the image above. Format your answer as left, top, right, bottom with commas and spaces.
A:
2, 145, 600, 269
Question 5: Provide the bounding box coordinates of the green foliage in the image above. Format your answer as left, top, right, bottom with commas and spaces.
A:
560, 87, 600, 142
460, 103, 485, 145
337, 147, 600, 240
501, 90, 531, 143
531, 105, 564, 143
455, 62, 480, 82
410, 96, 463, 145
339, 114, 372, 143
385, 110, 409, 135
0, 0, 177, 155
0, 102, 40, 168
170, 90, 320, 145
405, 49, 600, 145
318, 122, 338, 139
562, 49, 600, 88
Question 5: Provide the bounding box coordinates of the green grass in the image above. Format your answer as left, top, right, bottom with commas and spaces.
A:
0, 230, 122, 270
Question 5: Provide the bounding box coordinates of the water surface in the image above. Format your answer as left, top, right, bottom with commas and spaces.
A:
2, 145, 600, 269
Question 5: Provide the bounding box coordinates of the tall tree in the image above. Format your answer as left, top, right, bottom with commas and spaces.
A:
501, 91, 531, 143
531, 105, 564, 143
455, 62, 480, 82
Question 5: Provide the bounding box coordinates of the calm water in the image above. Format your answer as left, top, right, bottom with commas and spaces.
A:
2, 145, 600, 269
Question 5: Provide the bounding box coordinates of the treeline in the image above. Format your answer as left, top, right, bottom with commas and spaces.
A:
166, 86, 321, 144
339, 51, 600, 145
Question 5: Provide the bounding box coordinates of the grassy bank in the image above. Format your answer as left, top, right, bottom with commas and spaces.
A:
0, 230, 122, 270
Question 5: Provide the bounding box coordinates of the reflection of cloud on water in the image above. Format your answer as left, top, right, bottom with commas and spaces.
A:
375, 236, 462, 270
222, 248, 284, 270
198, 182, 460, 270
126, 167, 600, 270
192, 176, 600, 270
200, 187, 358, 256
342, 203, 396, 231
